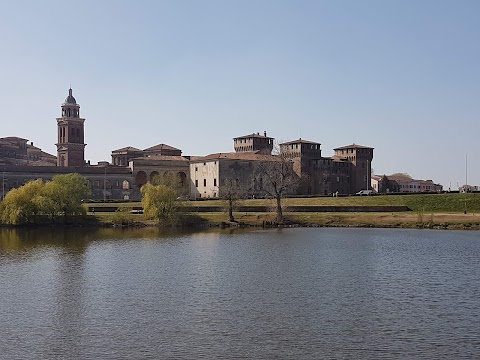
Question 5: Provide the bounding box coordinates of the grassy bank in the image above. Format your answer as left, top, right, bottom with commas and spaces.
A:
86, 193, 480, 213
85, 193, 480, 230
194, 193, 480, 213
93, 210, 480, 230
186, 212, 480, 230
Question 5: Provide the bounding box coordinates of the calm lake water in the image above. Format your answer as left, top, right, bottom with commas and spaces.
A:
1, 227, 479, 359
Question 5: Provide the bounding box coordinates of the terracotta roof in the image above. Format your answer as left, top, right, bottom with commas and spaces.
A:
133, 155, 189, 162
233, 133, 274, 140
387, 174, 413, 181
191, 151, 279, 162
281, 138, 321, 145
143, 144, 180, 152
27, 144, 41, 151
1, 136, 29, 142
111, 146, 142, 153
334, 144, 374, 150
40, 151, 56, 158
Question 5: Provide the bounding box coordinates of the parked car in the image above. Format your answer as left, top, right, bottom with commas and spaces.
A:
356, 190, 374, 196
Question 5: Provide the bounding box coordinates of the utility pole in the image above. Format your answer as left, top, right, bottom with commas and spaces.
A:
465, 154, 468, 190
464, 154, 468, 214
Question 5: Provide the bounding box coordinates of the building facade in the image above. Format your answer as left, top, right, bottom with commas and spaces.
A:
1, 89, 383, 201
190, 133, 374, 199
189, 152, 282, 199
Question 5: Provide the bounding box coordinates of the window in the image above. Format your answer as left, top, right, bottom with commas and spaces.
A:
214, 179, 217, 186
195, 180, 198, 187
195, 167, 198, 172
203, 179, 207, 187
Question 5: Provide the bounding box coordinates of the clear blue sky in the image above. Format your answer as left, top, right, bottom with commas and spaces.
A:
1, 0, 479, 188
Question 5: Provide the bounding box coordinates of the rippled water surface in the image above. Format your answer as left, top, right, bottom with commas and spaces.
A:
1, 227, 479, 359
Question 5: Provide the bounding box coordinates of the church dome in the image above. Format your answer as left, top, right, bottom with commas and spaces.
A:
64, 88, 77, 104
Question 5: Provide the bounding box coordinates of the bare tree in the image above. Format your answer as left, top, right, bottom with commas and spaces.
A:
219, 178, 246, 222
257, 144, 299, 224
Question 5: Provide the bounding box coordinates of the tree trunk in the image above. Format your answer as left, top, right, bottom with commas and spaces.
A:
228, 198, 235, 222
275, 194, 283, 223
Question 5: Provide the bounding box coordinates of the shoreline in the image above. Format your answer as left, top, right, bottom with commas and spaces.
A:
2, 212, 480, 231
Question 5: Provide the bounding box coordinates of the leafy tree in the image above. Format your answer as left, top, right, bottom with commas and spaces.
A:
379, 175, 400, 193
43, 173, 89, 218
151, 172, 189, 198
141, 183, 178, 225
0, 179, 44, 224
0, 174, 89, 225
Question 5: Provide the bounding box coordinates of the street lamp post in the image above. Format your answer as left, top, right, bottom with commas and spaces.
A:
464, 154, 468, 214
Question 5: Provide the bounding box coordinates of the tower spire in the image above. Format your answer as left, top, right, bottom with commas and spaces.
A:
56, 88, 86, 166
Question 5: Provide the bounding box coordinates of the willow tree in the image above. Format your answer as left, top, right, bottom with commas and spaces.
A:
0, 179, 44, 224
141, 183, 178, 225
42, 173, 89, 218
151, 172, 189, 198
0, 174, 89, 224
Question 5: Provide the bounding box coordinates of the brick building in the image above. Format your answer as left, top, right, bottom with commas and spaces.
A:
1, 89, 377, 201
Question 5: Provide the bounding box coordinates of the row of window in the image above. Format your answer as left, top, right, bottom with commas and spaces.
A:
87, 179, 130, 189
62, 108, 79, 117
284, 144, 320, 150
194, 162, 217, 171
195, 179, 217, 187
2, 179, 130, 190
400, 184, 435, 190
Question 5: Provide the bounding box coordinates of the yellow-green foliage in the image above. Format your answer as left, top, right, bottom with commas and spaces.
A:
0, 179, 44, 224
150, 172, 189, 197
141, 183, 178, 224
0, 174, 90, 225
43, 173, 89, 217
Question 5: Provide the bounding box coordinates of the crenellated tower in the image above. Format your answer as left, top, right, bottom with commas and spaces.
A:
55, 88, 86, 166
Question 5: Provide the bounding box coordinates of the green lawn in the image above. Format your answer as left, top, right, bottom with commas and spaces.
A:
83, 193, 480, 214
187, 193, 480, 213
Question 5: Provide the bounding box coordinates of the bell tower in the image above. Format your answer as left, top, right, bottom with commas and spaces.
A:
56, 88, 86, 166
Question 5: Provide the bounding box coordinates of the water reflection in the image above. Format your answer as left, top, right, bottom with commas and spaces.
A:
0, 227, 479, 359
0, 227, 209, 252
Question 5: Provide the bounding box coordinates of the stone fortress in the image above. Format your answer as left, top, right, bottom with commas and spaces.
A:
1, 88, 374, 200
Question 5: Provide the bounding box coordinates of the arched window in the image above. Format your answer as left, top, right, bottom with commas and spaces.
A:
135, 171, 147, 187
150, 171, 160, 183
178, 172, 187, 187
